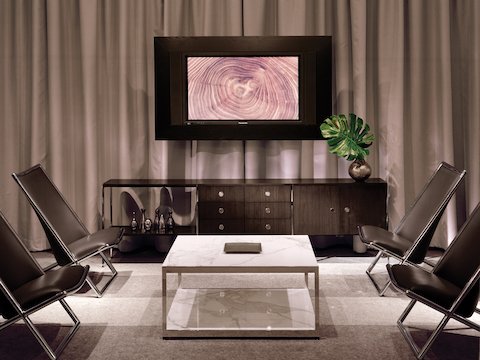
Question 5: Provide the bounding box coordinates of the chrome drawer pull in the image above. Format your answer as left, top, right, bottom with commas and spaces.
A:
218, 224, 225, 231
265, 191, 271, 197
265, 207, 271, 214
218, 191, 224, 198
344, 207, 351, 213
265, 224, 271, 230
218, 207, 225, 214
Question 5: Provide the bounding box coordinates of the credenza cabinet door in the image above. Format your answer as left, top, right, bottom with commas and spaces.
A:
339, 183, 387, 233
293, 182, 387, 235
293, 185, 340, 235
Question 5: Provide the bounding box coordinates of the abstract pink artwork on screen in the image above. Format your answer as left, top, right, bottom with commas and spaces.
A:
187, 56, 299, 121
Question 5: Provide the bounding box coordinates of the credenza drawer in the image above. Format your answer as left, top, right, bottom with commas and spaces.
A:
198, 219, 244, 234
244, 219, 291, 234
244, 202, 291, 219
244, 185, 290, 202
198, 185, 244, 202
198, 202, 245, 219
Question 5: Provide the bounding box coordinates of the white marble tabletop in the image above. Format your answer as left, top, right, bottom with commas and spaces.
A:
162, 235, 317, 269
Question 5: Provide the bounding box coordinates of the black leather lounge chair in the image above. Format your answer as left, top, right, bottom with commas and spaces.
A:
359, 162, 465, 295
387, 201, 480, 359
12, 164, 124, 297
0, 211, 89, 360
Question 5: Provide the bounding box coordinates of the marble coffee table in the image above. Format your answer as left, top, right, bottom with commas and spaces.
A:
161, 235, 319, 338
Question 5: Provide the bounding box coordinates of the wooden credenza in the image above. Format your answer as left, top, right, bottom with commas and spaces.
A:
102, 178, 387, 237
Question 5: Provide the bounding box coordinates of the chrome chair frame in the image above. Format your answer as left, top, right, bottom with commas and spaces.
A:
0, 212, 87, 360
387, 201, 480, 359
12, 164, 123, 297
360, 162, 466, 296
0, 286, 80, 360
395, 270, 480, 359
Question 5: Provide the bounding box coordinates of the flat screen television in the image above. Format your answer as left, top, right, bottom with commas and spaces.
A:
154, 36, 332, 140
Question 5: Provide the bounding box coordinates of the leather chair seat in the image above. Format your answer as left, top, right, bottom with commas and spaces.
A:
68, 227, 123, 260
388, 264, 478, 317
1, 265, 89, 320
360, 225, 412, 257
14, 265, 89, 307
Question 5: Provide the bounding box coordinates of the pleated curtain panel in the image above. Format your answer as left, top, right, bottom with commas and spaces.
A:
0, 0, 479, 251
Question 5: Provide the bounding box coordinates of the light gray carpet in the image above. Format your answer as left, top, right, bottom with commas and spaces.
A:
0, 252, 478, 360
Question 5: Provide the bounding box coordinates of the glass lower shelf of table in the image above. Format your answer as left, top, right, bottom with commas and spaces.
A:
164, 287, 316, 337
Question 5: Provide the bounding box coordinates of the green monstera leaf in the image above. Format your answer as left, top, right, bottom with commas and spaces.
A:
320, 113, 375, 161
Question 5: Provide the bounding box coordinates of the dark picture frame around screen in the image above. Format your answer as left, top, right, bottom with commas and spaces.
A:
154, 36, 332, 140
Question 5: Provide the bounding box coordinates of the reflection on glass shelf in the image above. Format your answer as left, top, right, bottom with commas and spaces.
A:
166, 288, 315, 331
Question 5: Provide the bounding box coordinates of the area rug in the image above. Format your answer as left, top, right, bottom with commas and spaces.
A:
0, 253, 478, 360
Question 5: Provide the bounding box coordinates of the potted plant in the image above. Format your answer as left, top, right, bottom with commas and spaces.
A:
320, 113, 375, 181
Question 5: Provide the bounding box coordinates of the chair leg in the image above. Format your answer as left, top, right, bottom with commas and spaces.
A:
55, 299, 81, 356
378, 279, 392, 296
397, 298, 451, 360
100, 248, 114, 267
100, 250, 118, 277
85, 275, 103, 298
366, 249, 383, 273
24, 316, 57, 359
366, 250, 392, 296
417, 315, 450, 359
84, 251, 118, 298
397, 299, 421, 357
0, 313, 20, 331
22, 298, 80, 360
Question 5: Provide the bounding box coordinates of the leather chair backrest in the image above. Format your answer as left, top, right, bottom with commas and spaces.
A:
13, 165, 89, 249
0, 212, 43, 317
396, 163, 465, 263
434, 203, 480, 317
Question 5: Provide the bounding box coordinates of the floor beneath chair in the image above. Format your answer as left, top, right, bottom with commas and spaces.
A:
2, 246, 476, 360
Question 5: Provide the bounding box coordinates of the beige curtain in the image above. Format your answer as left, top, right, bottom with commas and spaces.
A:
1, 0, 478, 250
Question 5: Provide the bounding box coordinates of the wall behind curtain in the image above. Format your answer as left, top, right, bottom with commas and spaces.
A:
1, 0, 478, 250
